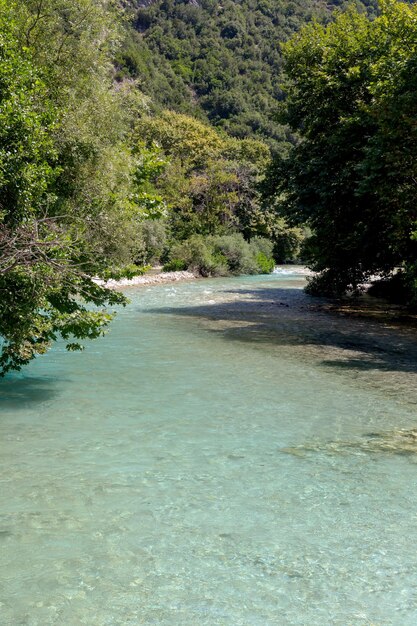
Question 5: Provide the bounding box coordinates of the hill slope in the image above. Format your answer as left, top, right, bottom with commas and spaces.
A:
117, 0, 377, 152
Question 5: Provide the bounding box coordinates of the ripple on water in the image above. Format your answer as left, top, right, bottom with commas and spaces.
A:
1, 272, 417, 625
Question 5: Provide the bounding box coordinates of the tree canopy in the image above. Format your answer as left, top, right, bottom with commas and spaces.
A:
117, 0, 378, 154
0, 0, 139, 375
264, 0, 417, 299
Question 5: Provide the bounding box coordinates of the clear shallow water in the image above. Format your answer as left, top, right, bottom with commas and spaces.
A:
1, 272, 417, 625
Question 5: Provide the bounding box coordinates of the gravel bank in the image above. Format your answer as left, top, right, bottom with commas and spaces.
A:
95, 270, 197, 289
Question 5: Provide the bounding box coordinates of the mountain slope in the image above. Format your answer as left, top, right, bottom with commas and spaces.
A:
117, 0, 378, 152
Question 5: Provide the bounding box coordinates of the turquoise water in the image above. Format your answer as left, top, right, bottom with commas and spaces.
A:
1, 272, 417, 625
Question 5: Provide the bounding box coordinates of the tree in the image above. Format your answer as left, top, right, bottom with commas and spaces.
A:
0, 0, 134, 375
118, 0, 345, 152
265, 0, 417, 297
135, 110, 274, 240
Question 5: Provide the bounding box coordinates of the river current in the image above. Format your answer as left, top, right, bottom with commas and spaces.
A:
1, 271, 417, 625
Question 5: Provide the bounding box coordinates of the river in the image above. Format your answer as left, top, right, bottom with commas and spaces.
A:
1, 270, 417, 625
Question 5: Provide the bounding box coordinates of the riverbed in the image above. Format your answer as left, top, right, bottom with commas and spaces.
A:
1, 270, 417, 625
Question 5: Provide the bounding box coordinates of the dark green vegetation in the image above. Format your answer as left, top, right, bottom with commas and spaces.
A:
118, 0, 377, 152
264, 0, 417, 302
133, 110, 303, 261
165, 233, 275, 276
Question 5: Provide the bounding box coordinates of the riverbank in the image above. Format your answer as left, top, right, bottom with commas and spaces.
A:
95, 269, 197, 289
96, 265, 313, 290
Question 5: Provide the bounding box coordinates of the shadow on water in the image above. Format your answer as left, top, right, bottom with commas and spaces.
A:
149, 286, 417, 376
0, 376, 58, 409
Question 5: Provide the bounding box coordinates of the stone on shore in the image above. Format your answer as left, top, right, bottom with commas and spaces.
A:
94, 270, 196, 289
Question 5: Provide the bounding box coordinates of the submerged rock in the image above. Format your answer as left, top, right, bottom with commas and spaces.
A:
282, 429, 417, 458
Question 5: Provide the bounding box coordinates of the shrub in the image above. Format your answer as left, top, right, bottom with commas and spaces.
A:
136, 220, 168, 265
256, 252, 275, 274
169, 235, 228, 276
102, 264, 151, 281
162, 258, 187, 272
166, 233, 275, 276
250, 236, 274, 258
211, 234, 258, 274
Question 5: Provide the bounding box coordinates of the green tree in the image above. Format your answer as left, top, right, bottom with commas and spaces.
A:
136, 110, 273, 241
0, 0, 136, 375
119, 0, 353, 152
265, 0, 417, 296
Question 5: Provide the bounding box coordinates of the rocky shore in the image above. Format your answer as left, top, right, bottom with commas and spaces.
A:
95, 270, 197, 289
96, 265, 312, 290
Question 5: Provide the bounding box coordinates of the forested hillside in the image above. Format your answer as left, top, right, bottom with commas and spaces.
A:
118, 0, 377, 152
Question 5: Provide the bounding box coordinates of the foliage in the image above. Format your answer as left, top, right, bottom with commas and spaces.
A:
264, 0, 417, 298
135, 220, 168, 265
271, 220, 306, 263
167, 234, 274, 277
119, 0, 377, 153
162, 259, 188, 272
136, 112, 225, 168
101, 264, 151, 281
250, 236, 276, 272
256, 253, 275, 275
168, 235, 225, 277
134, 108, 304, 265
135, 110, 276, 242
0, 0, 145, 374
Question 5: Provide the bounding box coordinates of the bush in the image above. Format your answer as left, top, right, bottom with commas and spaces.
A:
250, 236, 274, 257
102, 264, 151, 281
136, 220, 168, 265
256, 252, 275, 274
250, 237, 275, 274
166, 233, 275, 276
211, 234, 258, 274
169, 235, 228, 276
162, 258, 187, 272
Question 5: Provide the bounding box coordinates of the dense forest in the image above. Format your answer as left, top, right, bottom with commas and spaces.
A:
0, 0, 416, 374
118, 0, 377, 152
